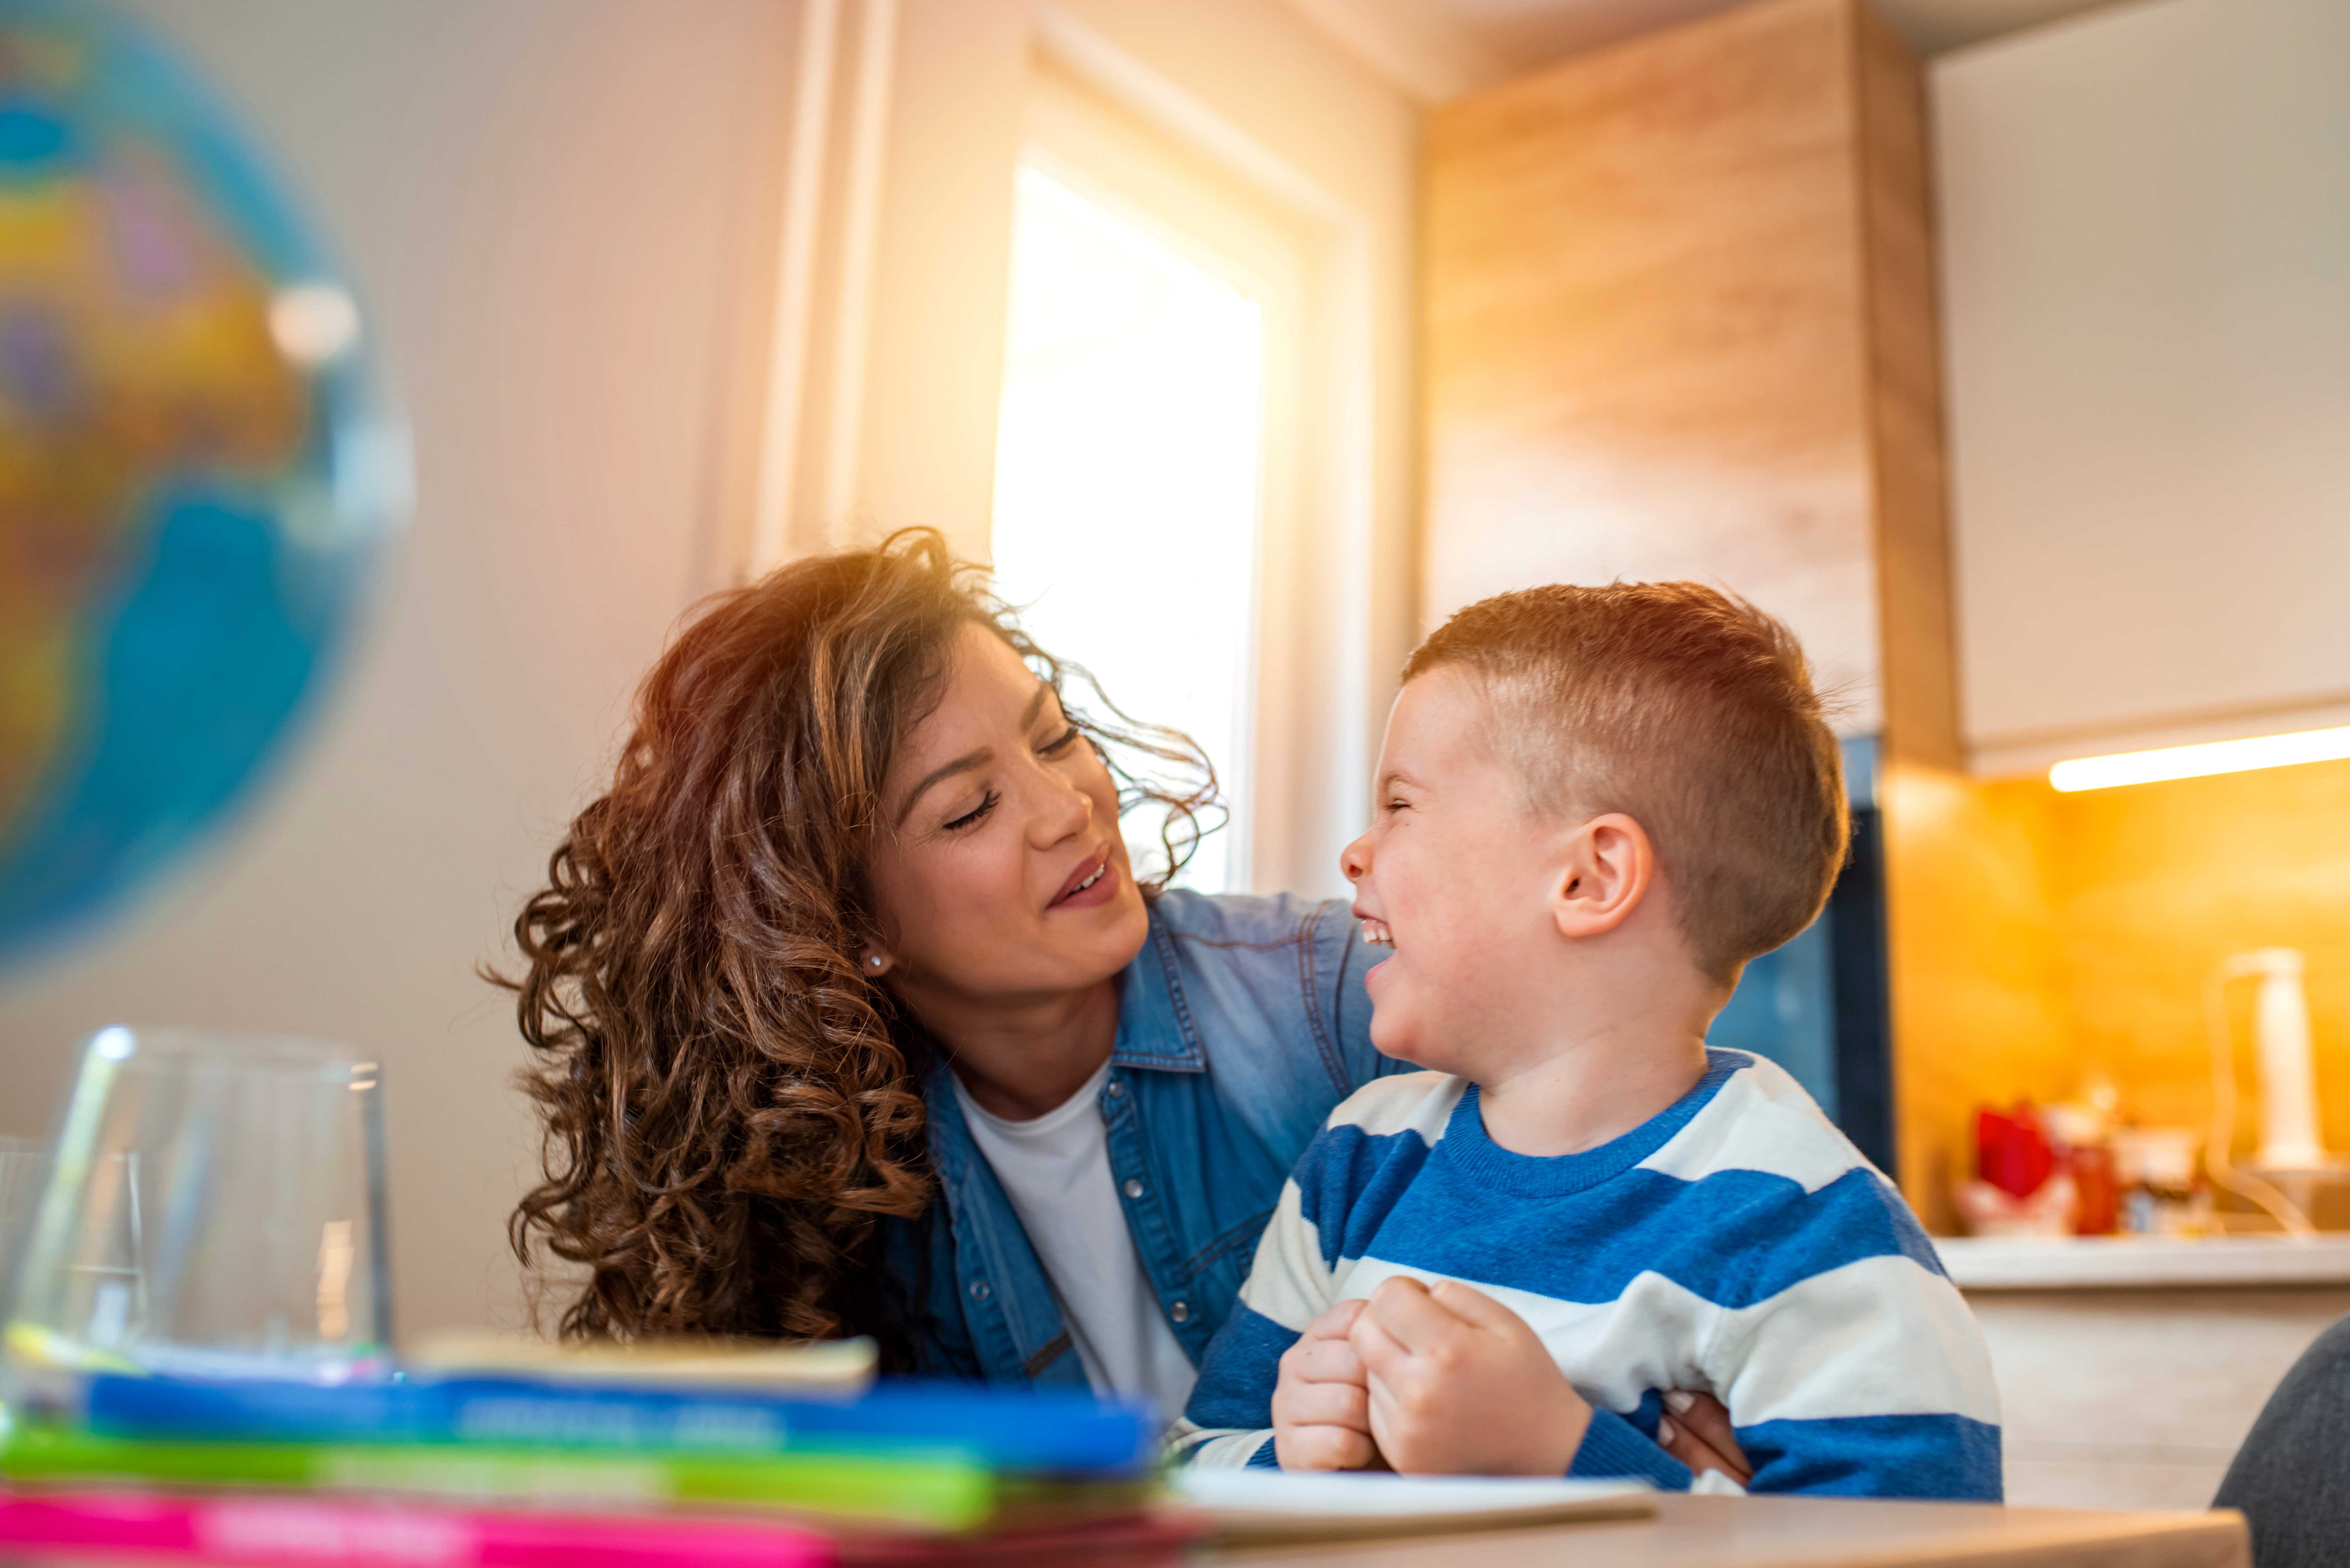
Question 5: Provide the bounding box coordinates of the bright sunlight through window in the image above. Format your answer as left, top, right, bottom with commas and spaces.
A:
991, 163, 1266, 893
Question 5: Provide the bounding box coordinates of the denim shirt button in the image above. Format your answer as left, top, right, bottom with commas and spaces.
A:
969, 1279, 991, 1303
1122, 1178, 1146, 1200
1170, 1300, 1191, 1324
1106, 1079, 1125, 1097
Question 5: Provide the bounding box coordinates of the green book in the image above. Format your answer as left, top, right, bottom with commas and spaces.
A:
0, 1425, 1002, 1533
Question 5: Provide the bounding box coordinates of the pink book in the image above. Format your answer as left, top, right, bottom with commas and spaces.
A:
0, 1492, 837, 1568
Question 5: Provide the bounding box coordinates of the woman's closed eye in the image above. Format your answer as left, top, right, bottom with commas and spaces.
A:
941, 789, 1000, 832
1038, 723, 1082, 756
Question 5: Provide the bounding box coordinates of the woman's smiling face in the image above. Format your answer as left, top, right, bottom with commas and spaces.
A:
865, 621, 1149, 1004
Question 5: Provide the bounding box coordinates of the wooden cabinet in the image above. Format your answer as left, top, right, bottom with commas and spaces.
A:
1423, 0, 2035, 1219
1422, 0, 1954, 762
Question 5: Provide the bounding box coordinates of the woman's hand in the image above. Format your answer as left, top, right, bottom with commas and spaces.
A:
1657, 1390, 1753, 1486
1273, 1299, 1382, 1470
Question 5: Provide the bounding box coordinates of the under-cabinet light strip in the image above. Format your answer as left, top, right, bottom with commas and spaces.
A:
2048, 725, 2350, 792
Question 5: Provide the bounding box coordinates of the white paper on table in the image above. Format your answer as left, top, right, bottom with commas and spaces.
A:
1170, 1468, 1656, 1542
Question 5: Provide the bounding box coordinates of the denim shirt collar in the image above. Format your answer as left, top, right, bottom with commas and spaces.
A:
923, 902, 1204, 1123
1111, 909, 1207, 1074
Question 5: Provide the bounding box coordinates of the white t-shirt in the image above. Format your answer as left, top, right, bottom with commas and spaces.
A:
951, 1059, 1198, 1417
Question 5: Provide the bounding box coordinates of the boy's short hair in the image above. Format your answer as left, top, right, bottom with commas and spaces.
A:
1404, 583, 1848, 984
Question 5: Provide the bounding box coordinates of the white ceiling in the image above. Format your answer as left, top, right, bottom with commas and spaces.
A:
1280, 0, 2142, 101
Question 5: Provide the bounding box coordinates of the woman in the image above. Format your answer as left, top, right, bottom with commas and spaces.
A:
502, 530, 1748, 1477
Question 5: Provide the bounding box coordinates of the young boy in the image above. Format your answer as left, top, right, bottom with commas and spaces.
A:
1170, 584, 2000, 1499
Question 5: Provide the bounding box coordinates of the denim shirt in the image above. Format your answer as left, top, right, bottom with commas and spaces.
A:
882, 889, 1399, 1390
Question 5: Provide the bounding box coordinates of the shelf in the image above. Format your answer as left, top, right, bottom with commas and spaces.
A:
1938, 1234, 2350, 1290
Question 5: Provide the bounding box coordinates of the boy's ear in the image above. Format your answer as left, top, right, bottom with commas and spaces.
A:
1550, 812, 1654, 941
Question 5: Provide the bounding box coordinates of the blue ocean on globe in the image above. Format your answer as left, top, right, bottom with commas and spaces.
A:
0, 0, 405, 965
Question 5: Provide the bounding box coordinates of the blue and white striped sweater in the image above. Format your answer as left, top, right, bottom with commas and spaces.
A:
1171, 1050, 2002, 1499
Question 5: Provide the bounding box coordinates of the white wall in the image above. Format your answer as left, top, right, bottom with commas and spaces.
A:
0, 0, 798, 1337
1935, 0, 2350, 773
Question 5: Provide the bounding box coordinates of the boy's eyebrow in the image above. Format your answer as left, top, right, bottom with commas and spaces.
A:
895, 686, 1051, 825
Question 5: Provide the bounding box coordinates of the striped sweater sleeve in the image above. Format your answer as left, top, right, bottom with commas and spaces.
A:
1630, 1054, 2002, 1499
1165, 1148, 1339, 1466
1697, 1171, 2003, 1498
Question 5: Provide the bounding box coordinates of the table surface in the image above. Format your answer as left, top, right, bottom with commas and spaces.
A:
1208, 1494, 2249, 1568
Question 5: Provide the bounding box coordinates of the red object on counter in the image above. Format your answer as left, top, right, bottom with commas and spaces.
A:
1976, 1103, 2056, 1199
2065, 1142, 2119, 1235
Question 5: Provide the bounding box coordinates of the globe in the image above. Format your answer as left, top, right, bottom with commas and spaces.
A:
0, 0, 405, 965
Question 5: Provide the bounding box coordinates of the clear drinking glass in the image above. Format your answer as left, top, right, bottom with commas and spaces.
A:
0, 1137, 50, 1308
3, 1028, 393, 1398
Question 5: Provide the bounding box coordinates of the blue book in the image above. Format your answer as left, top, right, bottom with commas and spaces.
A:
81, 1373, 1157, 1478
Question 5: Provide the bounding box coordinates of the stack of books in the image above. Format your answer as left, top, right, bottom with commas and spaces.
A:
0, 1350, 1193, 1566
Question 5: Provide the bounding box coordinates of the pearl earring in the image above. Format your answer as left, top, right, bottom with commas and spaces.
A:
868, 954, 885, 969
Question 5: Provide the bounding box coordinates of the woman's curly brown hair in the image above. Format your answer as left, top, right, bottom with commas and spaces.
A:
499, 529, 1215, 1352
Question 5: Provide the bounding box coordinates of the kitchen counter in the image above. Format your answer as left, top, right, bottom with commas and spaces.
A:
1938, 1233, 2350, 1290
1936, 1234, 2350, 1510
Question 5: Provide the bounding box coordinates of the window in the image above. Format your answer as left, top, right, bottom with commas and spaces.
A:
981, 47, 1391, 902
991, 123, 1292, 892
